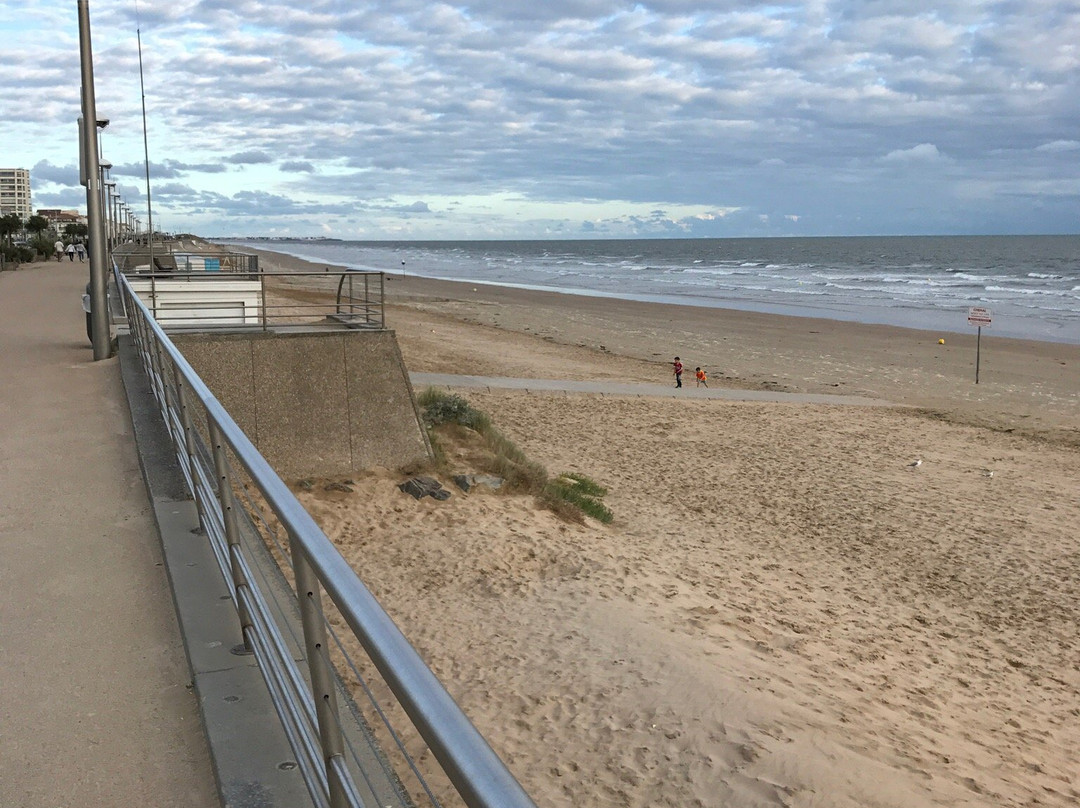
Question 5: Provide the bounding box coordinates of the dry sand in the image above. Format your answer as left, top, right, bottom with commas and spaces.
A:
252, 246, 1079, 808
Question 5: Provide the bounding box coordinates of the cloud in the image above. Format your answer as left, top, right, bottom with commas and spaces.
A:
1035, 140, 1080, 153
280, 161, 316, 173
226, 150, 274, 165
384, 201, 431, 213
881, 144, 946, 164
30, 160, 78, 186
2, 2, 1079, 236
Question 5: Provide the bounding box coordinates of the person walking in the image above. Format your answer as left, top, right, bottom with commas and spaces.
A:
695, 367, 708, 387
75, 243, 85, 262
65, 243, 76, 262
672, 356, 684, 388
54, 239, 64, 262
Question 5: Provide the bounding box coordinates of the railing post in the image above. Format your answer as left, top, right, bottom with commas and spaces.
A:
261, 276, 268, 331
209, 420, 255, 649
127, 288, 148, 372
291, 539, 350, 808
172, 365, 210, 532
379, 273, 385, 328
153, 336, 177, 423
146, 322, 167, 412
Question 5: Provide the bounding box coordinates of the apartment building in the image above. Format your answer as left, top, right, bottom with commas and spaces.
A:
36, 209, 87, 230
0, 168, 32, 220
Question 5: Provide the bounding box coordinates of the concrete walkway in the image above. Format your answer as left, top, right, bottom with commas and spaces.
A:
0, 263, 218, 808
410, 372, 893, 406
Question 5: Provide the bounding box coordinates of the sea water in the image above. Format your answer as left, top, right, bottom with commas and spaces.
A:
225, 236, 1080, 345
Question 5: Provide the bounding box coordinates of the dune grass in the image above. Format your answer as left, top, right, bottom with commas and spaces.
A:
417, 388, 613, 524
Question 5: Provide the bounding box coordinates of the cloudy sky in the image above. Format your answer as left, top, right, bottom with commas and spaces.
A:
2, 1, 1078, 239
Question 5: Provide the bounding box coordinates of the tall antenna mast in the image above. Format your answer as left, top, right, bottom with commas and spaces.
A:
136, 2, 155, 267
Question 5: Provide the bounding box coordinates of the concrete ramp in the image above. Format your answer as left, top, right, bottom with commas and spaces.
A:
174, 330, 431, 479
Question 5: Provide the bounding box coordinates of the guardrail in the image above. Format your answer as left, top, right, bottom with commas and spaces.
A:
118, 271, 537, 808
115, 248, 260, 275
117, 269, 385, 331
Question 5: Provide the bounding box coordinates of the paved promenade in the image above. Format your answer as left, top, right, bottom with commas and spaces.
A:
0, 262, 218, 807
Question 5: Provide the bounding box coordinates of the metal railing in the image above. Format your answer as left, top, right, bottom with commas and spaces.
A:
114, 248, 260, 275
117, 269, 385, 331
118, 272, 537, 808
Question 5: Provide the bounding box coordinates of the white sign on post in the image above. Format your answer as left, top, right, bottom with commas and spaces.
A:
967, 307, 992, 383
968, 306, 992, 327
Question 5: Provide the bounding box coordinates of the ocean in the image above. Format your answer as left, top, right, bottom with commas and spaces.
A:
225, 236, 1080, 345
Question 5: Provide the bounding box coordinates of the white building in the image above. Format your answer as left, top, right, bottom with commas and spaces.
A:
0, 168, 32, 220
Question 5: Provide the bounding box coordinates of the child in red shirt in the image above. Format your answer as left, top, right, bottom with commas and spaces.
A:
672, 357, 684, 388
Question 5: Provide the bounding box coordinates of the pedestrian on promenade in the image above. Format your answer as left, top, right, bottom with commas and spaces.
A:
54, 239, 64, 261
75, 243, 85, 262
673, 356, 684, 388
66, 243, 76, 261
695, 367, 708, 387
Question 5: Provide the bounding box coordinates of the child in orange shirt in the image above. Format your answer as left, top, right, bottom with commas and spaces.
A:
695, 367, 708, 387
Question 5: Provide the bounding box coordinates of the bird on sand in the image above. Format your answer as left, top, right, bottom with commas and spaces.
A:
908, 459, 922, 468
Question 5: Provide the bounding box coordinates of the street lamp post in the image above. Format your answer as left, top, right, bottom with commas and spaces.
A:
103, 179, 116, 261
111, 188, 121, 252
78, 0, 110, 359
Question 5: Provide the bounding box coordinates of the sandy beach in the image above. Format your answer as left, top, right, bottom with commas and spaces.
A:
251, 246, 1079, 808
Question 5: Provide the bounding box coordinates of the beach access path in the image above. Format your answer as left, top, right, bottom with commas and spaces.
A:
0, 262, 218, 808
410, 372, 893, 406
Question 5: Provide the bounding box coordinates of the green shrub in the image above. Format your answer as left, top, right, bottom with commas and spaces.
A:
30, 234, 56, 259
418, 390, 490, 430
1, 244, 35, 265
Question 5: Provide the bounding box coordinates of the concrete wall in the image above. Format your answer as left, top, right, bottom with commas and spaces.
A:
173, 330, 431, 479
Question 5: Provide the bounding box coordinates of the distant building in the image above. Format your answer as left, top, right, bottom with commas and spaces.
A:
0, 168, 32, 220
37, 208, 88, 230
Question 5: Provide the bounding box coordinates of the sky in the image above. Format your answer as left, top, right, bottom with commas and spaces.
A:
1, 1, 1078, 240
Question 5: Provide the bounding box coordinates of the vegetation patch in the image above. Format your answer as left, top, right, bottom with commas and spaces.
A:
417, 388, 613, 523
544, 472, 614, 524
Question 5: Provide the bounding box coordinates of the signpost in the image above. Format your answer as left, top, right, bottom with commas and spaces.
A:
967, 307, 992, 383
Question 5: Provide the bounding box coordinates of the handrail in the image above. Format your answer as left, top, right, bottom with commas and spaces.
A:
118, 272, 537, 808
119, 268, 385, 331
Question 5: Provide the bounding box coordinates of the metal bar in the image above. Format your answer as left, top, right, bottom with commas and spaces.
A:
291, 540, 350, 808
208, 420, 255, 647
172, 368, 210, 531
243, 622, 333, 808
147, 323, 167, 412
120, 274, 536, 808
261, 275, 268, 331
975, 326, 981, 384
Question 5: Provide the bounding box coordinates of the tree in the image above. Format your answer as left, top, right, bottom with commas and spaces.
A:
0, 212, 21, 245
26, 214, 50, 236
63, 222, 89, 241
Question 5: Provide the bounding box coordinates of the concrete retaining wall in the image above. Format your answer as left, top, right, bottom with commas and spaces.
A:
173, 330, 431, 479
